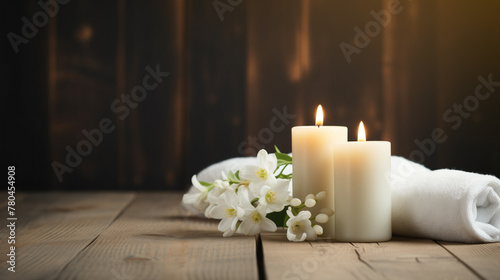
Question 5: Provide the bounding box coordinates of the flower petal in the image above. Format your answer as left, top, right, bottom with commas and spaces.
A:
297, 231, 307, 242
296, 210, 312, 221
209, 205, 226, 219
238, 188, 254, 210
249, 181, 265, 196
287, 229, 297, 241
191, 175, 205, 192
239, 219, 258, 235
240, 165, 259, 181
223, 229, 235, 237
256, 149, 269, 167
218, 217, 233, 232
286, 207, 295, 220
265, 175, 277, 187
305, 225, 318, 241
224, 189, 239, 209
260, 185, 272, 197
267, 203, 284, 213
264, 153, 277, 172
260, 218, 277, 232
275, 180, 291, 193
236, 206, 246, 218
230, 216, 239, 231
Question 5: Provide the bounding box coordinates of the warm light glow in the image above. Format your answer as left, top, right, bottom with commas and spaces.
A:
315, 105, 323, 126
358, 121, 366, 142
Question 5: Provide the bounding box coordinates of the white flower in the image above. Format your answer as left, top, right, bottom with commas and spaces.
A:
204, 185, 225, 218
313, 225, 323, 235
305, 198, 316, 208
209, 189, 244, 237
290, 198, 302, 207
204, 178, 235, 217
238, 191, 277, 235
315, 191, 327, 200
238, 205, 277, 235
320, 208, 334, 216
182, 175, 210, 213
258, 180, 291, 213
240, 149, 278, 195
236, 183, 257, 205
286, 207, 317, 242
315, 213, 329, 224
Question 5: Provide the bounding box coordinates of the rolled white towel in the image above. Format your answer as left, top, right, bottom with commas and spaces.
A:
197, 157, 257, 183
391, 156, 500, 243
183, 155, 500, 243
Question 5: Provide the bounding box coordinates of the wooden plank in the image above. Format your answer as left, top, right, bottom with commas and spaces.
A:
438, 241, 500, 280
47, 0, 120, 190
261, 232, 480, 280
245, 0, 302, 154
186, 0, 247, 174
57, 192, 259, 280
120, 0, 188, 190
0, 192, 135, 279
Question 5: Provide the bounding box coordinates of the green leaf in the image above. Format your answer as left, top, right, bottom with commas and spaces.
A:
235, 170, 240, 180
277, 159, 292, 167
274, 145, 292, 163
273, 145, 293, 175
276, 152, 292, 162
274, 145, 281, 153
266, 208, 288, 228
276, 173, 292, 180
199, 181, 212, 187
250, 197, 259, 206
227, 171, 240, 183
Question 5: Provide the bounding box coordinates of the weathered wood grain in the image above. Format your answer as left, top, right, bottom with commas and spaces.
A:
0, 192, 135, 280
261, 232, 480, 280
57, 192, 259, 280
438, 241, 500, 280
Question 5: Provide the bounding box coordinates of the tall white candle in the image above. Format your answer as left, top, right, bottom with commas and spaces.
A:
334, 121, 391, 242
292, 105, 347, 237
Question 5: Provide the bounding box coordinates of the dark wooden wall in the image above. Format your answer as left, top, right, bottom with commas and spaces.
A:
3, 0, 500, 191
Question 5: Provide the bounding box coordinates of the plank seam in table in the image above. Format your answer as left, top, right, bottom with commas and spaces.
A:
435, 240, 487, 280
55, 194, 139, 279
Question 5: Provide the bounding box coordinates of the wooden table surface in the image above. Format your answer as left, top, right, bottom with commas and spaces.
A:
1, 192, 499, 280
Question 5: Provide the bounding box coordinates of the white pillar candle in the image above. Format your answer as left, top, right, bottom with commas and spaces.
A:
292, 105, 347, 237
334, 121, 391, 242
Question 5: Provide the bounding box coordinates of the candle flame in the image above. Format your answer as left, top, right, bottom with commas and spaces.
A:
358, 121, 366, 142
315, 105, 323, 127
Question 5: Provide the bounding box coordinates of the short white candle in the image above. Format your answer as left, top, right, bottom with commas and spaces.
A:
292, 105, 347, 237
334, 121, 391, 242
